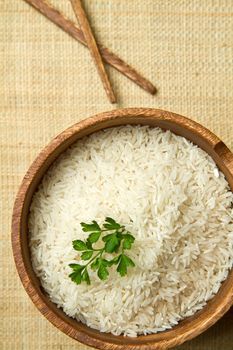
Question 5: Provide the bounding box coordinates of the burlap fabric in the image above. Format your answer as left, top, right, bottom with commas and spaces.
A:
1, 1, 233, 349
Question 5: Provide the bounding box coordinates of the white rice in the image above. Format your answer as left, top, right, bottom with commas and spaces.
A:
29, 125, 233, 337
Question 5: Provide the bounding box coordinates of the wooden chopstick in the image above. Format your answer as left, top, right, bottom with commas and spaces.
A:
23, 0, 157, 95
70, 0, 116, 103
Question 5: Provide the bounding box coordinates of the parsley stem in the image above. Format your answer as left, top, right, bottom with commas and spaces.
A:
84, 249, 103, 268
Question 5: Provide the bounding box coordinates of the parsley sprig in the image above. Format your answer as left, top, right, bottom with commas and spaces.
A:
69, 217, 135, 285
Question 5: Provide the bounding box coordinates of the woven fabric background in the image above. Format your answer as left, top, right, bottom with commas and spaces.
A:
1, 0, 233, 349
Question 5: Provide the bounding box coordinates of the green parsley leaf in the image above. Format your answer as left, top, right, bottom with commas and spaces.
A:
104, 234, 120, 253
81, 250, 93, 260
116, 232, 123, 240
80, 220, 101, 232
123, 254, 135, 267
69, 271, 82, 284
103, 217, 122, 230
116, 254, 127, 276
90, 258, 100, 271
101, 259, 111, 267
86, 239, 93, 250
102, 233, 114, 242
88, 231, 101, 243
72, 240, 87, 251
122, 233, 135, 250
97, 261, 109, 280
69, 263, 85, 272
117, 254, 135, 277
81, 269, 91, 285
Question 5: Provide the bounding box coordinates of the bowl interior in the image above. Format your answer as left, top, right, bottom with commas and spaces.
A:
12, 109, 233, 350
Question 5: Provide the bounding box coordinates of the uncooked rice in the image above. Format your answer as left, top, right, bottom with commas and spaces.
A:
29, 125, 233, 337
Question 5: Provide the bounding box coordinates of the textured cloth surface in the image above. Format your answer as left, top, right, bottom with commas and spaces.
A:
1, 0, 233, 349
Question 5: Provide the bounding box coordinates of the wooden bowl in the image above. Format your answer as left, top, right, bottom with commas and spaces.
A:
12, 108, 233, 350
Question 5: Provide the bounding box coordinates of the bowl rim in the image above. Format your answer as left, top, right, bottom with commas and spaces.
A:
12, 108, 233, 350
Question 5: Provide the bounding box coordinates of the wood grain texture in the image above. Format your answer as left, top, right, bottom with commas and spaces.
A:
23, 0, 156, 95
12, 109, 233, 350
70, 0, 116, 103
